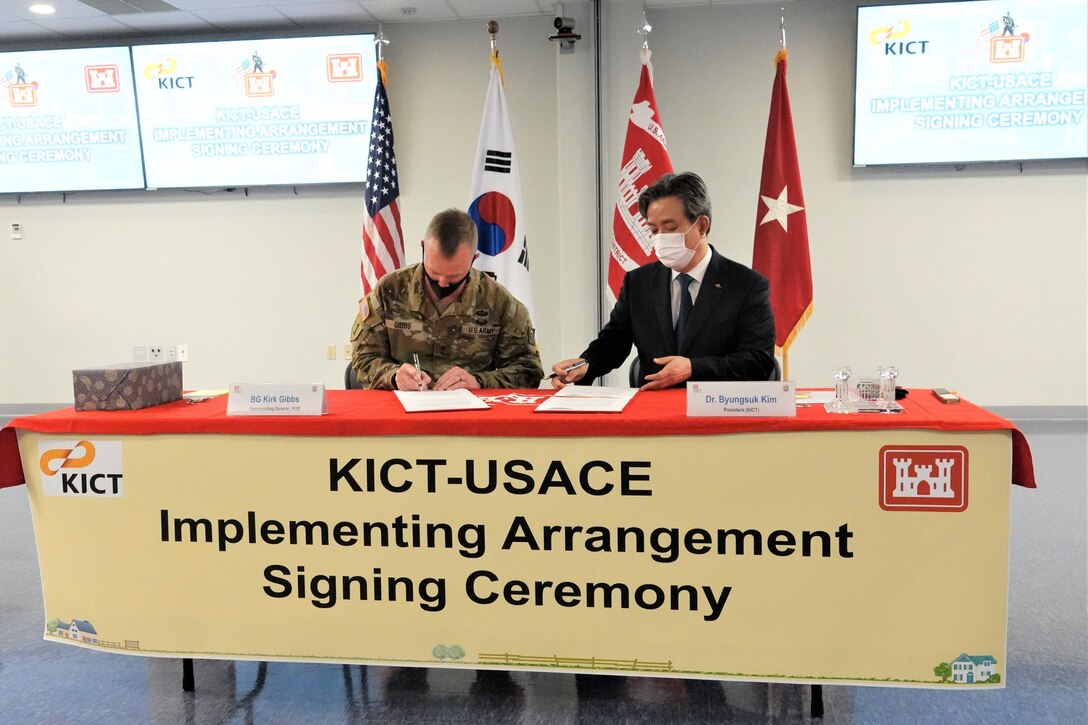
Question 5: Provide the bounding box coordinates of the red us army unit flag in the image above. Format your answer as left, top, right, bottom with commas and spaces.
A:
608, 47, 673, 305
752, 49, 813, 357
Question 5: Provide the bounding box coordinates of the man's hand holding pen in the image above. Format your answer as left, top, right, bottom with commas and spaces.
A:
395, 362, 431, 391
550, 359, 588, 389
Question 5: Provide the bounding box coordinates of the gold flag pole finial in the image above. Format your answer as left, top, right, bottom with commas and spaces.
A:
776, 7, 789, 64
487, 20, 504, 84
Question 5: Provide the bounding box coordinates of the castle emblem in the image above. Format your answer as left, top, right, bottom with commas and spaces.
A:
879, 446, 968, 512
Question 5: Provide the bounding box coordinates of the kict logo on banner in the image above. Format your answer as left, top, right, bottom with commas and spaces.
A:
144, 58, 194, 90
38, 440, 124, 497
879, 445, 968, 512
869, 20, 930, 56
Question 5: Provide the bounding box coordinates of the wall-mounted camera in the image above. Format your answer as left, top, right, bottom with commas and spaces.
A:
553, 16, 576, 34
549, 16, 582, 54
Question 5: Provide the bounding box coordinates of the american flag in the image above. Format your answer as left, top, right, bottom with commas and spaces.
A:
360, 62, 404, 296
974, 20, 1000, 53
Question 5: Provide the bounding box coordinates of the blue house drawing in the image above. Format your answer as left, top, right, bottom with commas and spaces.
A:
56, 619, 99, 644
951, 653, 997, 683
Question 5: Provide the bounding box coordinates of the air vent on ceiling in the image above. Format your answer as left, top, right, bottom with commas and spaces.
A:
76, 0, 181, 15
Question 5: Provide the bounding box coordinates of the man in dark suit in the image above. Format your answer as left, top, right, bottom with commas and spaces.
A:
552, 172, 776, 389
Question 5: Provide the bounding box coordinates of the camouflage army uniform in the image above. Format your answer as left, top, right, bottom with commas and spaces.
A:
351, 264, 543, 389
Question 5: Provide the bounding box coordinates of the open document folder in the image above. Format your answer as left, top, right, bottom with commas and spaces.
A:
534, 386, 638, 413
394, 389, 490, 413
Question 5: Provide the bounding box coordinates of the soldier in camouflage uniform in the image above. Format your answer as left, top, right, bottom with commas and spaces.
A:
351, 209, 543, 390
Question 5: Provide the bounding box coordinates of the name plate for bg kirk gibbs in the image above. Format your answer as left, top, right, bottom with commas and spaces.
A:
686, 381, 796, 418
227, 383, 327, 416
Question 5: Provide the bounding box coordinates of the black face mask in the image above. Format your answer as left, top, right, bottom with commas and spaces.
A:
422, 265, 469, 299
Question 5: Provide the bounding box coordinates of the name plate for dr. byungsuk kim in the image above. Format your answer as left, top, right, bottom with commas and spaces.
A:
227, 383, 327, 416
686, 381, 796, 418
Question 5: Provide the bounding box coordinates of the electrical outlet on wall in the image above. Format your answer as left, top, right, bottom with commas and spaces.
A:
149, 346, 163, 361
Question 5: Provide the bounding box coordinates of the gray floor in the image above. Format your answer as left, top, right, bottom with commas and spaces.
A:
1, 417, 1084, 724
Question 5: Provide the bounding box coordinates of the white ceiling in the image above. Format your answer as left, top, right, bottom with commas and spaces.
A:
0, 0, 787, 44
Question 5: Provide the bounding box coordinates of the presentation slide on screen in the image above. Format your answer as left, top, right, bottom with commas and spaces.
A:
0, 47, 144, 193
132, 35, 376, 188
854, 0, 1088, 165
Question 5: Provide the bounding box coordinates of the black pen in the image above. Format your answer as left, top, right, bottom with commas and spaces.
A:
547, 360, 588, 380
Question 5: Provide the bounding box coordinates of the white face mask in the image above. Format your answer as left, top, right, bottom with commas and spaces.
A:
652, 221, 698, 271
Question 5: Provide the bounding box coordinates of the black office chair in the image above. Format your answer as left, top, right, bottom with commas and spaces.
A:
344, 363, 365, 390
769, 356, 782, 381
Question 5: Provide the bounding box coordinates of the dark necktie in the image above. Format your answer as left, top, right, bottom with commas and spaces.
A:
675, 273, 694, 346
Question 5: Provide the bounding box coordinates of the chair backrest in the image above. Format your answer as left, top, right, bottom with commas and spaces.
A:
345, 363, 365, 390
769, 356, 782, 381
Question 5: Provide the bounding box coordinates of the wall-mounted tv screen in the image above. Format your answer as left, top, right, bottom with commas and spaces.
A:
854, 0, 1087, 166
132, 34, 376, 188
0, 46, 144, 193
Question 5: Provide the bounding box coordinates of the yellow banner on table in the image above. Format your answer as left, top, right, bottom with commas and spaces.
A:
21, 428, 1010, 687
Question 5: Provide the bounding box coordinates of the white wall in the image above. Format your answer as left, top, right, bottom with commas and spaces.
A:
1, 0, 1085, 408
0, 15, 566, 404
601, 0, 1086, 406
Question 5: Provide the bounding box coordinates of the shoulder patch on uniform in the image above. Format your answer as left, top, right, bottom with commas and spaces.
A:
358, 297, 369, 320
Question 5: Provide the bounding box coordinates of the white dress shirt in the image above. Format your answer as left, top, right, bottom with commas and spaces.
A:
670, 249, 713, 327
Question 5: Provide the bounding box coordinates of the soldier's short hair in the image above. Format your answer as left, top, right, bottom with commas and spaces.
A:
426, 209, 478, 258
637, 172, 713, 234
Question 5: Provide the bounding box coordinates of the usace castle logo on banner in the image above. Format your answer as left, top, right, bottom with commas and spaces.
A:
879, 445, 968, 512
38, 440, 124, 497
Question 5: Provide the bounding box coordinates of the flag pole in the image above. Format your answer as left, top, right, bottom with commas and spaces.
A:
487, 20, 504, 85
778, 6, 788, 380
753, 5, 814, 381
359, 27, 405, 299
777, 8, 789, 66
638, 9, 652, 65
375, 24, 389, 85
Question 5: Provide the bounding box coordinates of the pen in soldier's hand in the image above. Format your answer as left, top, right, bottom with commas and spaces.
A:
547, 360, 588, 379
412, 353, 424, 391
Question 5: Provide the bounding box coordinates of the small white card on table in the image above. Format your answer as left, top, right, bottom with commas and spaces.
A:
686, 381, 796, 418
227, 383, 327, 416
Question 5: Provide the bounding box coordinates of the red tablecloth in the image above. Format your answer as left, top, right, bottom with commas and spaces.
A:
0, 388, 1035, 489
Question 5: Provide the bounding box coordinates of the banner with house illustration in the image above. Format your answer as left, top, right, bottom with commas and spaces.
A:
21, 427, 1011, 687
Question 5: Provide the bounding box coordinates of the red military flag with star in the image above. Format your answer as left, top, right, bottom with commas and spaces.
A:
752, 49, 812, 366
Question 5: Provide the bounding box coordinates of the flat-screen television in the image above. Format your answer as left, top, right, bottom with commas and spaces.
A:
854, 0, 1088, 166
0, 46, 144, 192
132, 34, 376, 188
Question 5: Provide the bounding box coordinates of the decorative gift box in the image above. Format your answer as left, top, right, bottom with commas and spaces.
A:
73, 362, 182, 412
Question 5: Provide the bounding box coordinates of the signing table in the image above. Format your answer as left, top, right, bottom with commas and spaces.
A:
0, 389, 1034, 688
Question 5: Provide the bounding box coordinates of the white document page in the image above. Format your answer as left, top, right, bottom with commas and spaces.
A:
394, 389, 490, 413
797, 390, 835, 406
535, 386, 638, 413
